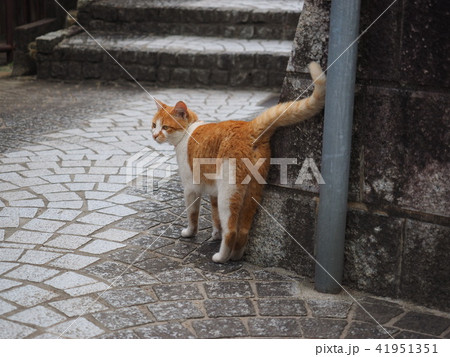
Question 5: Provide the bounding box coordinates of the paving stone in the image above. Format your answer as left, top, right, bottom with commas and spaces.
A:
48, 317, 105, 338
98, 205, 137, 217
45, 271, 97, 290
58, 223, 102, 236
114, 270, 158, 287
129, 234, 174, 250
258, 298, 307, 316
0, 278, 22, 291
5, 264, 60, 282
134, 256, 181, 275
393, 311, 450, 336
0, 319, 36, 338
86, 200, 115, 211
0, 299, 16, 314
41, 174, 72, 183
0, 216, 20, 228
44, 192, 81, 201
38, 209, 82, 221
50, 296, 108, 317
395, 330, 437, 339
9, 305, 66, 327
0, 247, 24, 261
192, 318, 248, 338
156, 241, 197, 259
73, 174, 105, 183
0, 190, 35, 201
0, 262, 19, 274
48, 200, 83, 209
255, 281, 300, 297
50, 254, 99, 270
109, 247, 154, 265
77, 212, 121, 226
99, 330, 140, 339
156, 267, 205, 283
148, 301, 204, 321
31, 183, 68, 194
130, 200, 171, 212
345, 321, 397, 339
97, 183, 125, 192
204, 281, 254, 298
45, 234, 91, 249
80, 239, 125, 254
300, 318, 349, 339
0, 207, 38, 218
203, 269, 253, 281
9, 199, 45, 207
22, 218, 66, 233
248, 317, 301, 337
0, 284, 59, 307
19, 250, 61, 264
93, 228, 139, 242
108, 194, 144, 204
135, 323, 195, 339
100, 287, 155, 307
353, 299, 404, 324
65, 282, 110, 297
7, 231, 52, 244
65, 183, 96, 191
307, 299, 353, 319
115, 217, 159, 230
204, 298, 255, 317
150, 224, 183, 239
153, 283, 203, 301
253, 270, 298, 281
93, 306, 153, 330
84, 260, 130, 280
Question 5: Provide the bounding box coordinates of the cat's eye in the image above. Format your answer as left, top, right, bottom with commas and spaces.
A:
152, 123, 156, 128
162, 125, 169, 130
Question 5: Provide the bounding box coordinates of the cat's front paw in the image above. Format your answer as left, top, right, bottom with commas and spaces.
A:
212, 252, 228, 264
181, 227, 196, 238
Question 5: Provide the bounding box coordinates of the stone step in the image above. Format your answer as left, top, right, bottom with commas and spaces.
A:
37, 32, 292, 88
78, 0, 303, 40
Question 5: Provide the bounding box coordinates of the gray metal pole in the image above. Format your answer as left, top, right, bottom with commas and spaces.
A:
315, 0, 361, 293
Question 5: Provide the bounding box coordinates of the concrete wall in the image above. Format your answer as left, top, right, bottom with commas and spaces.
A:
247, 0, 449, 311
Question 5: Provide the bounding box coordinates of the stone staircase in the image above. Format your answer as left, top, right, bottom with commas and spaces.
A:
36, 0, 303, 88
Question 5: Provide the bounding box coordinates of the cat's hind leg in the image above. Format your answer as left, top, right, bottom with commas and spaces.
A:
230, 181, 263, 261
212, 186, 245, 263
210, 195, 222, 240
181, 189, 201, 237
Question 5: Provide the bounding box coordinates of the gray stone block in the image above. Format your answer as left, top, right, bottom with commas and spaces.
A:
148, 301, 204, 322
258, 299, 307, 316
400, 220, 450, 311
248, 317, 301, 337
344, 210, 403, 296
135, 323, 195, 339
204, 298, 255, 318
247, 186, 316, 276
192, 318, 248, 338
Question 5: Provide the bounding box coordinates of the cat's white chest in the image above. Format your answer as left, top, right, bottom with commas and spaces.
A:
175, 122, 208, 192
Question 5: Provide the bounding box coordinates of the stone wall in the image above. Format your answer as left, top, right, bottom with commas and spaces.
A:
247, 0, 449, 311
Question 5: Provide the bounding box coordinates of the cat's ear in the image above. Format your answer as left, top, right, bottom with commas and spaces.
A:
172, 101, 188, 120
154, 99, 166, 110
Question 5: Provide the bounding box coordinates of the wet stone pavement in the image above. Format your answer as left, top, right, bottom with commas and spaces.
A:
0, 78, 449, 339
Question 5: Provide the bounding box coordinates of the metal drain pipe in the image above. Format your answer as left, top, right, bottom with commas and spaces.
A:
315, 0, 361, 293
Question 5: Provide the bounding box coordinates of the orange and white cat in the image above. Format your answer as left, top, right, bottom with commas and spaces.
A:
151, 62, 326, 263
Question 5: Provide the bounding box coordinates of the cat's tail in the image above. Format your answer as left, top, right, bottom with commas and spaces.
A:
250, 62, 326, 143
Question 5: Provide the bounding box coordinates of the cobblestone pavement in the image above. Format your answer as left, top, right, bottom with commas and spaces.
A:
0, 78, 449, 339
